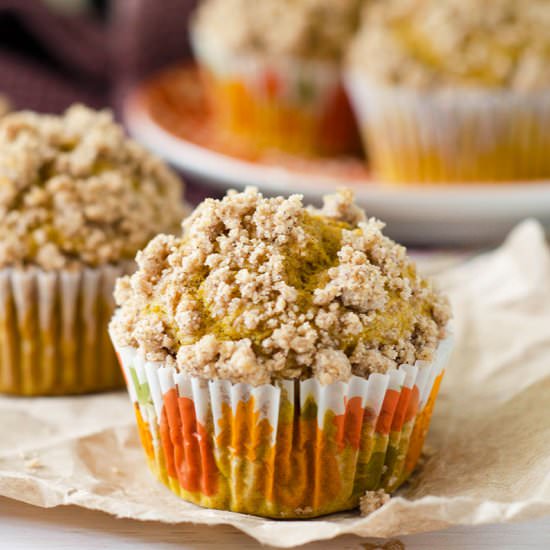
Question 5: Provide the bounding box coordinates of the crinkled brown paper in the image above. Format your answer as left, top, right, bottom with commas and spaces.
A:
1, 220, 549, 547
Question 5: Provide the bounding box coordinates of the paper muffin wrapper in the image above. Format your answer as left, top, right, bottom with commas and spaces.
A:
0, 264, 131, 396
191, 29, 361, 157
344, 72, 550, 183
113, 333, 453, 519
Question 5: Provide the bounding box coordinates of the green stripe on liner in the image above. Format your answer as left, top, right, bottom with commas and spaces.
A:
130, 367, 151, 406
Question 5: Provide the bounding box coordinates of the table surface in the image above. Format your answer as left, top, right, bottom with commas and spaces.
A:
1, 497, 549, 549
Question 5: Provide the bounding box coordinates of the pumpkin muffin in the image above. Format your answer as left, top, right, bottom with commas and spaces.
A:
191, 0, 363, 157
110, 188, 452, 518
0, 104, 185, 395
346, 0, 550, 183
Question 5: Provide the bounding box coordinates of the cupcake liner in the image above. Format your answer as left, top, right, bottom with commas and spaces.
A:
191, 29, 361, 157
0, 264, 131, 396
344, 72, 550, 183
113, 331, 453, 519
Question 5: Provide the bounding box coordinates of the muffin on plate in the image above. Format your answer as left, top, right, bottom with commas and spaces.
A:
346, 0, 550, 183
191, 0, 363, 157
110, 188, 452, 518
0, 105, 185, 396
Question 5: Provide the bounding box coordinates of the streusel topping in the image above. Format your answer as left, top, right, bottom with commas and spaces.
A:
348, 0, 550, 91
193, 0, 364, 61
359, 489, 390, 517
0, 105, 185, 270
111, 188, 450, 385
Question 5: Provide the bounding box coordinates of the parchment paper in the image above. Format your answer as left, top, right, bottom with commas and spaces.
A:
1, 220, 549, 548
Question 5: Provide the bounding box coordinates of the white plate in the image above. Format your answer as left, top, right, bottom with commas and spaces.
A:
124, 96, 550, 246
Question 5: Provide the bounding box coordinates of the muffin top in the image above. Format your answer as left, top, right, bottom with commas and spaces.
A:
0, 105, 185, 270
348, 0, 550, 91
111, 188, 450, 386
193, 0, 363, 61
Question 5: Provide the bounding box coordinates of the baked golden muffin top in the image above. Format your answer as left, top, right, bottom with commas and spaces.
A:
0, 105, 185, 271
348, 0, 550, 91
111, 188, 450, 386
193, 0, 364, 61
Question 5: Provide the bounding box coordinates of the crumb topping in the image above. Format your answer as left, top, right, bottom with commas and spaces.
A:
0, 105, 185, 270
193, 0, 364, 61
348, 0, 550, 91
111, 188, 450, 385
362, 538, 404, 550
359, 489, 390, 517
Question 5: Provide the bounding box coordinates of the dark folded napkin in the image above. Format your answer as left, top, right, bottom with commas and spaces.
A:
0, 0, 196, 113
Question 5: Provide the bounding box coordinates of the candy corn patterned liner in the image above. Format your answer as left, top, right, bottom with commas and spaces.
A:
0, 264, 131, 396
113, 329, 452, 519
191, 29, 361, 158
345, 72, 550, 183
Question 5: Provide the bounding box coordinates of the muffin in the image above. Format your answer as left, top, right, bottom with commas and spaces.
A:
191, 0, 363, 157
110, 188, 452, 518
346, 0, 550, 183
0, 105, 185, 396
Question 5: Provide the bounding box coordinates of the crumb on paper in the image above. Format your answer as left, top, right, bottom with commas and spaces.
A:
293, 506, 313, 516
362, 540, 405, 550
24, 457, 43, 471
359, 489, 390, 517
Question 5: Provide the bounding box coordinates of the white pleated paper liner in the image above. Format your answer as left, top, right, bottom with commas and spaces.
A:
190, 27, 361, 157
344, 71, 550, 183
0, 263, 131, 395
113, 329, 452, 519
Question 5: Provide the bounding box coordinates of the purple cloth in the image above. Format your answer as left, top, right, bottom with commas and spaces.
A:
0, 0, 197, 113
0, 0, 107, 111
0, 0, 212, 203
110, 0, 198, 112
